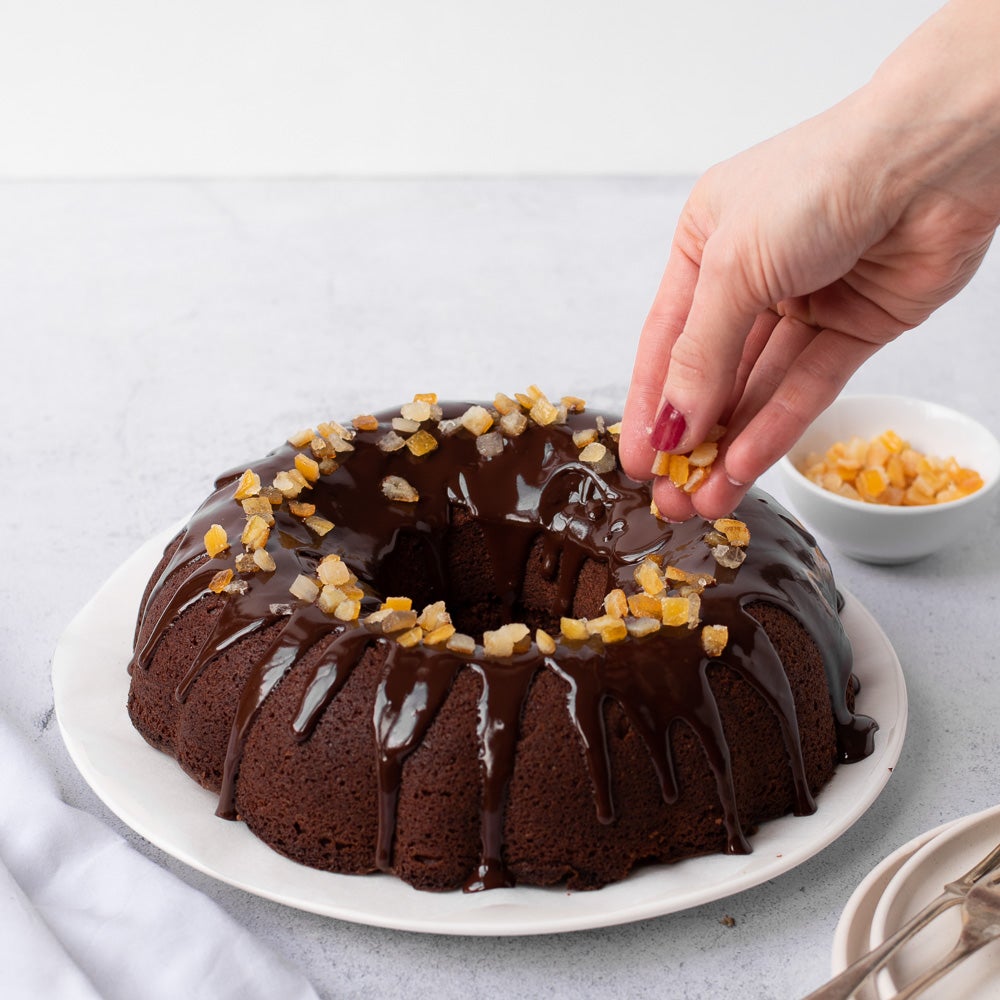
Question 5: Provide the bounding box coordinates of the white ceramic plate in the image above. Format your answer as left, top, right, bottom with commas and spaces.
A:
831, 820, 960, 1000
868, 803, 1000, 998
53, 526, 907, 936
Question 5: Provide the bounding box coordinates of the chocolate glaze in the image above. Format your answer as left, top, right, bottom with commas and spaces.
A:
131, 402, 877, 890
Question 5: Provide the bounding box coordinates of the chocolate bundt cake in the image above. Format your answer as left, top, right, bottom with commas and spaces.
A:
128, 389, 876, 892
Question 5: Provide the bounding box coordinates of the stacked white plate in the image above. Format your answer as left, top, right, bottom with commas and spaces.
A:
832, 803, 1000, 999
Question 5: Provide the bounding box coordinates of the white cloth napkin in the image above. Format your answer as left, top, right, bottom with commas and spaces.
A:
0, 714, 321, 1000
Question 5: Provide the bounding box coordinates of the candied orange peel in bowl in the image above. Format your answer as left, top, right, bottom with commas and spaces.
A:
798, 429, 985, 506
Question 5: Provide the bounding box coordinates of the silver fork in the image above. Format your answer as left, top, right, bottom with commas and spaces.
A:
804, 838, 1000, 999
890, 870, 1000, 999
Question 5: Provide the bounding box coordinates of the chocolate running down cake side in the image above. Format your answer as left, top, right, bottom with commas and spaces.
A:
128, 389, 878, 892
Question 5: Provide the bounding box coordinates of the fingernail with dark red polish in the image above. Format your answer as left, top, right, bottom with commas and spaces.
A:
650, 402, 686, 452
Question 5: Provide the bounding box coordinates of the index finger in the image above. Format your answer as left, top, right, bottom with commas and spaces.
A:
619, 244, 700, 482
655, 238, 765, 454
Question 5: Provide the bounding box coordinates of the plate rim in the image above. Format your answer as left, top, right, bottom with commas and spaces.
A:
53, 525, 908, 936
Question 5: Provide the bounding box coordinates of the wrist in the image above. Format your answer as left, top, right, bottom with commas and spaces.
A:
856, 0, 1000, 215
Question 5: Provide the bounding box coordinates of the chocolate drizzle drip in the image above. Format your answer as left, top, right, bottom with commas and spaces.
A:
466, 653, 539, 891
370, 645, 465, 873
130, 402, 877, 889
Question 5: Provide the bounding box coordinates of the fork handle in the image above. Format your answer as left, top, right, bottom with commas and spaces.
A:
802, 893, 960, 1000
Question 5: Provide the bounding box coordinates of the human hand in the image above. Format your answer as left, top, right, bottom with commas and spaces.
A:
619, 0, 1000, 522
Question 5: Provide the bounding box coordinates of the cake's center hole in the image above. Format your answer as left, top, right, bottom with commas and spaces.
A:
372, 504, 611, 638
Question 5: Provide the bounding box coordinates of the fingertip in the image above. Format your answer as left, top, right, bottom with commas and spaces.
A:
619, 440, 657, 483
691, 479, 751, 521
674, 453, 752, 519
722, 421, 781, 491
650, 477, 697, 523
619, 391, 659, 482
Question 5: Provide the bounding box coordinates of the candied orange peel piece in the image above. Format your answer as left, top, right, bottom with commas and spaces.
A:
483, 623, 531, 657
233, 469, 261, 501
252, 549, 276, 573
203, 523, 230, 558
701, 625, 729, 657
559, 617, 591, 642
627, 592, 664, 619
446, 632, 477, 655
381, 475, 420, 503
318, 556, 352, 587
405, 429, 439, 457
401, 399, 433, 423
288, 428, 315, 448
294, 453, 321, 483
460, 405, 494, 436
660, 596, 694, 628
586, 615, 628, 643
316, 586, 347, 614
395, 625, 424, 647
352, 413, 379, 432
208, 568, 233, 593
241, 515, 271, 551
242, 496, 275, 524
383, 595, 412, 611
289, 574, 320, 603
535, 628, 557, 655
634, 559, 666, 596
712, 518, 750, 547
304, 515, 335, 536
424, 623, 456, 646
604, 588, 628, 619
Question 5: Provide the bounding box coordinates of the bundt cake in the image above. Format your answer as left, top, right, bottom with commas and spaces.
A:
128, 388, 877, 892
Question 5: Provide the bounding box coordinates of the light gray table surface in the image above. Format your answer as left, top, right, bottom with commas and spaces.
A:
4, 178, 999, 999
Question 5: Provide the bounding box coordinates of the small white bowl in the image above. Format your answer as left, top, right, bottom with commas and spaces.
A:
778, 394, 1000, 564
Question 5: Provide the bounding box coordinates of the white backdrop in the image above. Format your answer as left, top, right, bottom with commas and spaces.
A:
2, 0, 942, 177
